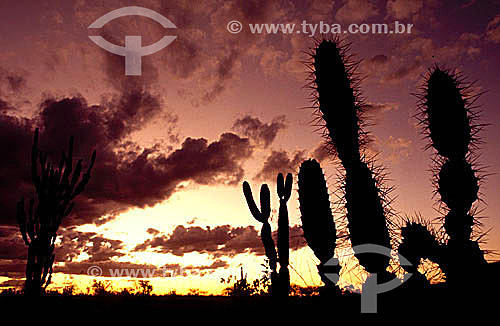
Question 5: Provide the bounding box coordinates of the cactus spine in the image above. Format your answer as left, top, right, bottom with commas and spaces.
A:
17, 128, 96, 296
310, 39, 391, 276
242, 172, 292, 297
298, 159, 339, 289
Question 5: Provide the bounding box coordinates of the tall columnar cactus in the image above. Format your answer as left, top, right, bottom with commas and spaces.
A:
415, 66, 486, 284
310, 38, 391, 276
17, 128, 96, 296
242, 172, 292, 297
298, 159, 339, 289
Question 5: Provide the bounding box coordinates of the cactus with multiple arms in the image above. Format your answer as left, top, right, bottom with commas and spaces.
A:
298, 159, 339, 289
242, 172, 292, 297
413, 66, 487, 284
17, 128, 96, 296
310, 38, 391, 277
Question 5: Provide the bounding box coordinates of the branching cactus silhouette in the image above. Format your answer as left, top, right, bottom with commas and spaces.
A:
242, 172, 292, 297
17, 128, 96, 296
276, 172, 292, 296
298, 159, 339, 291
400, 66, 487, 285
309, 38, 391, 278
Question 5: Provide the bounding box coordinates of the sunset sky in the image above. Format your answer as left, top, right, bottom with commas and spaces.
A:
1, 0, 499, 295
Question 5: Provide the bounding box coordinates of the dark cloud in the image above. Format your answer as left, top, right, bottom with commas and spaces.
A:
335, 0, 380, 22
134, 225, 257, 257
486, 15, 500, 43
201, 48, 240, 104
0, 99, 16, 113
0, 279, 24, 288
0, 225, 205, 280
157, 0, 287, 105
232, 115, 286, 148
0, 226, 126, 276
0, 111, 34, 224
0, 262, 25, 277
146, 228, 160, 235
0, 226, 28, 279
100, 31, 160, 93
369, 54, 389, 65
56, 259, 227, 278
255, 149, 306, 181
135, 224, 306, 257
0, 226, 26, 260
0, 92, 252, 225
0, 68, 28, 95
56, 228, 125, 263
55, 261, 163, 278
0, 223, 305, 279
183, 259, 229, 276
310, 143, 331, 163
287, 225, 307, 250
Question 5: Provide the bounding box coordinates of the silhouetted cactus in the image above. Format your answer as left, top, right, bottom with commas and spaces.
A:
298, 159, 339, 289
414, 66, 487, 285
276, 172, 292, 296
242, 172, 292, 297
309, 38, 391, 277
398, 219, 443, 274
17, 128, 96, 296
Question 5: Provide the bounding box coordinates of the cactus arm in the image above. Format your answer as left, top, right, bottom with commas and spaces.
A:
16, 198, 29, 245
284, 173, 292, 201
259, 184, 271, 221
277, 173, 285, 199
31, 129, 40, 190
243, 181, 266, 222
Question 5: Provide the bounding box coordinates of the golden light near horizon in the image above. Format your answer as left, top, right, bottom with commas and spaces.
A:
38, 182, 382, 295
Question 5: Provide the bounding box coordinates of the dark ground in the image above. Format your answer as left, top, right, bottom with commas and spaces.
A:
1, 284, 497, 319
